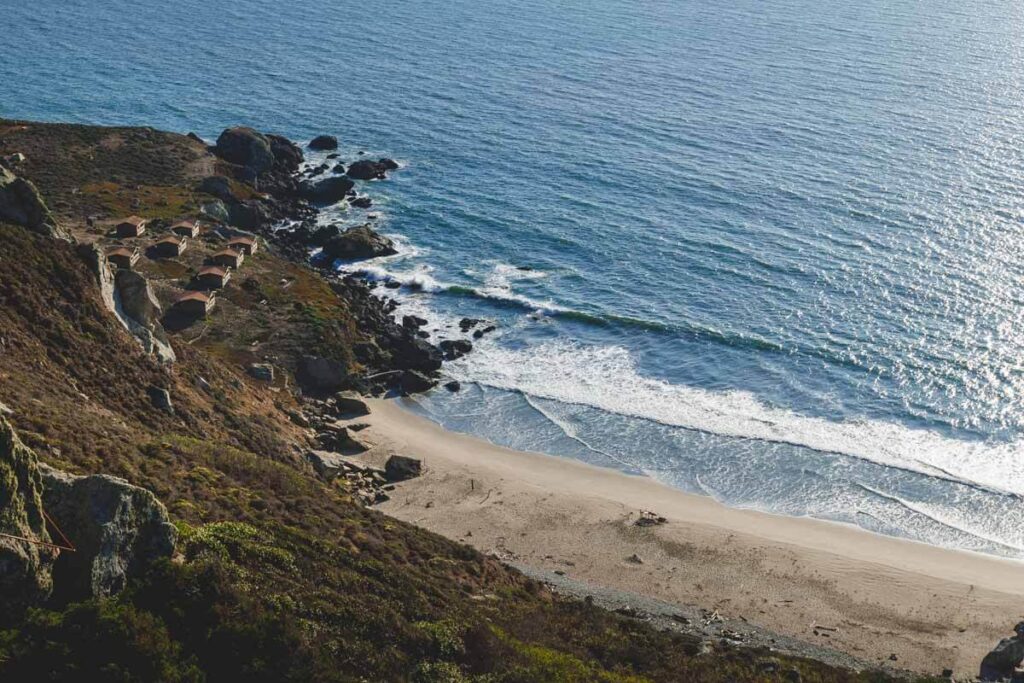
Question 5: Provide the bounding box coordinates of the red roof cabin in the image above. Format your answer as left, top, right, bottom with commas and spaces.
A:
170, 220, 201, 238
195, 265, 231, 289
173, 291, 215, 317
212, 248, 244, 269
115, 215, 148, 238
106, 246, 140, 270
227, 236, 258, 255
154, 235, 188, 257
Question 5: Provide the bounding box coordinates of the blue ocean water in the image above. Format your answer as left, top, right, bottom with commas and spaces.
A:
5, 0, 1024, 555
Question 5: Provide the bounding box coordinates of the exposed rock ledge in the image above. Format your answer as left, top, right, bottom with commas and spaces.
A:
0, 414, 176, 609
0, 164, 70, 241
78, 244, 176, 365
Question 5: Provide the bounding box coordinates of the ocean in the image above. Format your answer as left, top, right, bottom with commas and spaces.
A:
5, 0, 1024, 555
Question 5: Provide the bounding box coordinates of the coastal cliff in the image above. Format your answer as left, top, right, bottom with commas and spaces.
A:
0, 119, 933, 682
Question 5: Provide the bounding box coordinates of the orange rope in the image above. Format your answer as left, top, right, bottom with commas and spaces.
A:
0, 508, 75, 552
41, 509, 75, 552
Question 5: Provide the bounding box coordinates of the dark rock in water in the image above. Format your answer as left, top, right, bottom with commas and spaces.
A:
289, 223, 340, 248
473, 325, 497, 339
39, 463, 177, 601
439, 339, 473, 360
267, 134, 304, 171
0, 416, 56, 612
391, 336, 443, 373
333, 163, 347, 174
197, 175, 236, 202
400, 369, 436, 393
444, 380, 462, 393
0, 165, 67, 240
402, 315, 427, 330
309, 134, 339, 151
147, 386, 173, 413
213, 127, 275, 175
416, 330, 430, 339
301, 175, 355, 204
350, 196, 372, 208
322, 224, 397, 261
346, 158, 396, 180
459, 318, 484, 333
385, 455, 422, 482
326, 153, 340, 160
384, 280, 402, 289
297, 355, 349, 394
334, 391, 371, 418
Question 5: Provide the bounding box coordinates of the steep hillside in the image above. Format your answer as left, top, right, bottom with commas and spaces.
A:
0, 120, 931, 682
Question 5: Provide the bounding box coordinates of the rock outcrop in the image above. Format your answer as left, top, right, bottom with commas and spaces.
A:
0, 165, 68, 240
297, 355, 350, 395
114, 269, 176, 364
322, 224, 397, 261
78, 245, 175, 364
39, 463, 177, 601
0, 416, 56, 614
213, 127, 276, 176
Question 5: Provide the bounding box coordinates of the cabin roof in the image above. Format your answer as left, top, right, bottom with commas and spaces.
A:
156, 235, 184, 245
197, 266, 228, 277
227, 236, 255, 245
106, 246, 136, 257
213, 248, 243, 258
118, 215, 146, 226
177, 291, 212, 304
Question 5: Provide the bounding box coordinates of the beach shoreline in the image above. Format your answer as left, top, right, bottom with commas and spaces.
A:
358, 396, 1024, 677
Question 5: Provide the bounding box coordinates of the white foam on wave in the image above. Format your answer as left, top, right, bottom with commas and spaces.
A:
445, 339, 1024, 496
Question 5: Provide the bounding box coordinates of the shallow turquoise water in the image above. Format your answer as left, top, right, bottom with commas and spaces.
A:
5, 0, 1024, 554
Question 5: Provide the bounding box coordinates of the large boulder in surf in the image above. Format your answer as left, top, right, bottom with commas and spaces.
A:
0, 165, 68, 240
39, 463, 177, 601
300, 175, 355, 204
346, 158, 398, 181
214, 127, 276, 175
267, 133, 304, 171
309, 135, 339, 151
0, 416, 56, 614
322, 224, 397, 261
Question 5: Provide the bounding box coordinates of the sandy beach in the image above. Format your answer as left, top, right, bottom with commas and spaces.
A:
350, 397, 1024, 677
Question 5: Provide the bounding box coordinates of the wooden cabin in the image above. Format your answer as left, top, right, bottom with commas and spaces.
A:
115, 215, 148, 238
195, 265, 231, 289
173, 291, 215, 317
106, 246, 140, 270
170, 220, 200, 238
211, 248, 244, 269
226, 236, 258, 255
154, 235, 188, 258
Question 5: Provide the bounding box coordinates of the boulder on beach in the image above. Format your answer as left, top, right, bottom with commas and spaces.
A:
297, 355, 350, 394
400, 369, 436, 393
322, 224, 397, 261
385, 455, 422, 482
335, 391, 371, 417
346, 158, 398, 180
309, 134, 339, 151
